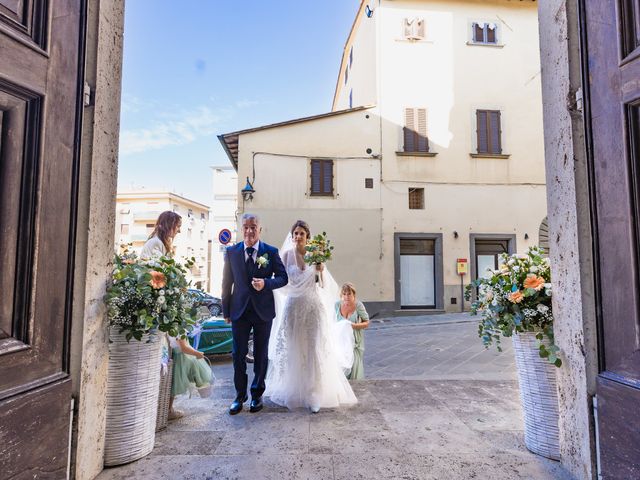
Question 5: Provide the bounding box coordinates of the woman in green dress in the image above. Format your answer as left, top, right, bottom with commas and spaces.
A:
335, 283, 370, 380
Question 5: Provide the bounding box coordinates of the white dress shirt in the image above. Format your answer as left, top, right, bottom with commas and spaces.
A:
243, 241, 260, 263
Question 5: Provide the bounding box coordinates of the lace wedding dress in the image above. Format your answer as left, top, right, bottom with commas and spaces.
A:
265, 245, 357, 410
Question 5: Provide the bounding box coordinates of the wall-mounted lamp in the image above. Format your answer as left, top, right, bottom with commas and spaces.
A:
241, 177, 255, 202
524, 233, 529, 240
365, 5, 374, 17
453, 231, 459, 239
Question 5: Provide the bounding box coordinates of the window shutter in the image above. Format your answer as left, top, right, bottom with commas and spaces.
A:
404, 108, 416, 152
417, 108, 429, 152
473, 22, 484, 43
403, 18, 413, 38
415, 19, 425, 39
489, 111, 502, 154
487, 23, 497, 43
322, 160, 333, 194
476, 110, 488, 153
311, 160, 322, 194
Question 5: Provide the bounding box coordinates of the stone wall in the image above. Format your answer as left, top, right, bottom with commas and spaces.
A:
537, 1, 598, 478
69, 1, 124, 479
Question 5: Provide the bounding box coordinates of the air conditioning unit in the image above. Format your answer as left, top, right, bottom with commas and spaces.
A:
403, 17, 425, 41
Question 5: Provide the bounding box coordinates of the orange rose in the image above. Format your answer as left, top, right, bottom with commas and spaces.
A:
508, 291, 524, 303
524, 274, 545, 291
150, 271, 167, 289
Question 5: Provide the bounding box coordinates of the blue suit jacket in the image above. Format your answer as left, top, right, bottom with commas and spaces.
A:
221, 241, 288, 322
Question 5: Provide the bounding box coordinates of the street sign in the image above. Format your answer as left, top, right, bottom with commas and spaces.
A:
218, 228, 232, 245
456, 258, 468, 275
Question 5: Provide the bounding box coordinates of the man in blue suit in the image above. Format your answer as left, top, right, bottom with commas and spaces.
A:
222, 213, 288, 414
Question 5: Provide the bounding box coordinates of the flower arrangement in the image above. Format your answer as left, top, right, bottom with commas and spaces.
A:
465, 246, 561, 367
303, 232, 334, 266
106, 250, 198, 341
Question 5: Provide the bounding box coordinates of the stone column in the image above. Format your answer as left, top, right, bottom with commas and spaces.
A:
537, 1, 598, 479
69, 1, 124, 479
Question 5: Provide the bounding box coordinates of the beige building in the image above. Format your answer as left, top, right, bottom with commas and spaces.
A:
220, 0, 546, 315
209, 165, 239, 296
115, 191, 211, 290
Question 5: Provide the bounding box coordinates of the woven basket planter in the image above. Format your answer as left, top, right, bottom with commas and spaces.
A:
155, 360, 173, 432
512, 331, 560, 460
104, 327, 162, 466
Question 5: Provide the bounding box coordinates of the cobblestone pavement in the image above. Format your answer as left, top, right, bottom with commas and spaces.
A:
98, 313, 569, 480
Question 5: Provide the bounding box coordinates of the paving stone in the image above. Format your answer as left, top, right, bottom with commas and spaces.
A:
97, 314, 569, 480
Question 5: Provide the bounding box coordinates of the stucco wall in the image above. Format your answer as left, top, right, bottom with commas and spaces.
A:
69, 1, 124, 479
537, 1, 597, 478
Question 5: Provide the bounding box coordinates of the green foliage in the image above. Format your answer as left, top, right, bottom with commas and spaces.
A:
465, 246, 562, 367
105, 250, 198, 342
303, 231, 334, 265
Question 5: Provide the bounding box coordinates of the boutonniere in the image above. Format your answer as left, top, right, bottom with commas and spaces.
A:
256, 253, 269, 269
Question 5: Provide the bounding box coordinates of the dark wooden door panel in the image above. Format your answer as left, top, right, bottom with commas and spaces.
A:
597, 377, 640, 478
585, 0, 640, 477
0, 0, 84, 475
0, 378, 71, 479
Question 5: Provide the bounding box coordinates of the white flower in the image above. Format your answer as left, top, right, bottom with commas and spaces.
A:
513, 266, 520, 272
537, 304, 549, 313
530, 266, 539, 273
157, 296, 165, 305
159, 290, 165, 296
507, 259, 515, 266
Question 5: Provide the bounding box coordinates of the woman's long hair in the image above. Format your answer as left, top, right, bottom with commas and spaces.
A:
149, 210, 182, 254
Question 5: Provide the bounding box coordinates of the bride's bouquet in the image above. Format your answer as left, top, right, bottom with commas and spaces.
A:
304, 231, 334, 265
304, 232, 334, 286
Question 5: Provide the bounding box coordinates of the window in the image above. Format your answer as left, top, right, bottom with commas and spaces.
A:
349, 89, 353, 109
188, 208, 193, 217
403, 108, 429, 152
365, 178, 373, 189
403, 17, 425, 40
146, 223, 155, 235
349, 47, 353, 68
120, 224, 129, 234
408, 188, 425, 209
344, 66, 348, 85
476, 110, 502, 154
200, 212, 206, 220
472, 22, 497, 44
310, 159, 334, 196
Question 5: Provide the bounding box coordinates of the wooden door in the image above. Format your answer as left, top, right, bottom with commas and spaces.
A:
0, 0, 85, 477
584, 1, 640, 477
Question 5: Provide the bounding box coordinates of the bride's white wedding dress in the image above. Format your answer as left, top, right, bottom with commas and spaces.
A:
265, 247, 357, 410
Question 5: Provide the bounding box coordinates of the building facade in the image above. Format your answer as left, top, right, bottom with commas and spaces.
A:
220, 0, 546, 315
115, 191, 211, 291
209, 165, 239, 296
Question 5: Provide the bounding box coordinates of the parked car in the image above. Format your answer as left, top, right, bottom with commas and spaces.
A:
188, 317, 254, 363
188, 288, 222, 317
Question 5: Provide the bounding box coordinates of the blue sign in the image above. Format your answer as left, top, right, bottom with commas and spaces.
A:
218, 228, 232, 245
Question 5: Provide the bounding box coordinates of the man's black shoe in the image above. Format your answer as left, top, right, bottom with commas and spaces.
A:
249, 397, 263, 413
229, 395, 248, 415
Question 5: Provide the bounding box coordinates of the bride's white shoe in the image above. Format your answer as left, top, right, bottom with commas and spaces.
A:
310, 405, 320, 414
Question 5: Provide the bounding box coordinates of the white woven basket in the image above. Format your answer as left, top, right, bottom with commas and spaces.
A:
104, 327, 162, 466
512, 331, 560, 460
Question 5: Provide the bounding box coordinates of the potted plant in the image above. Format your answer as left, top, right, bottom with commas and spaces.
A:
103, 251, 198, 466
465, 246, 560, 460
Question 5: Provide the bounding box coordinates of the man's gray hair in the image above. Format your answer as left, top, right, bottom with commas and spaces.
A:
241, 212, 260, 224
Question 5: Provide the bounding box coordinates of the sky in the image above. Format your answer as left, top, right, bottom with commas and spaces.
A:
118, 0, 360, 205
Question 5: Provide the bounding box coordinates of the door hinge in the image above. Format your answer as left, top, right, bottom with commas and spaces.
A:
575, 87, 583, 112
83, 82, 94, 107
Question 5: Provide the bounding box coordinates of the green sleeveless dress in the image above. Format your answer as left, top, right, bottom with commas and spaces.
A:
335, 300, 369, 380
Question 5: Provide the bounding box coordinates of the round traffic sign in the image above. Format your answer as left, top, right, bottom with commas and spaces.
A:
218, 228, 232, 245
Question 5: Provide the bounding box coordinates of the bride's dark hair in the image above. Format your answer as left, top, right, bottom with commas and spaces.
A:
290, 220, 311, 238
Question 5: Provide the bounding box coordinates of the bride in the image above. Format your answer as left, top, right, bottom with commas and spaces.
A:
265, 220, 357, 413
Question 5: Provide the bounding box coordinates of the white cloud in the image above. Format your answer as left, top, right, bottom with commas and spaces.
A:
120, 106, 222, 155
